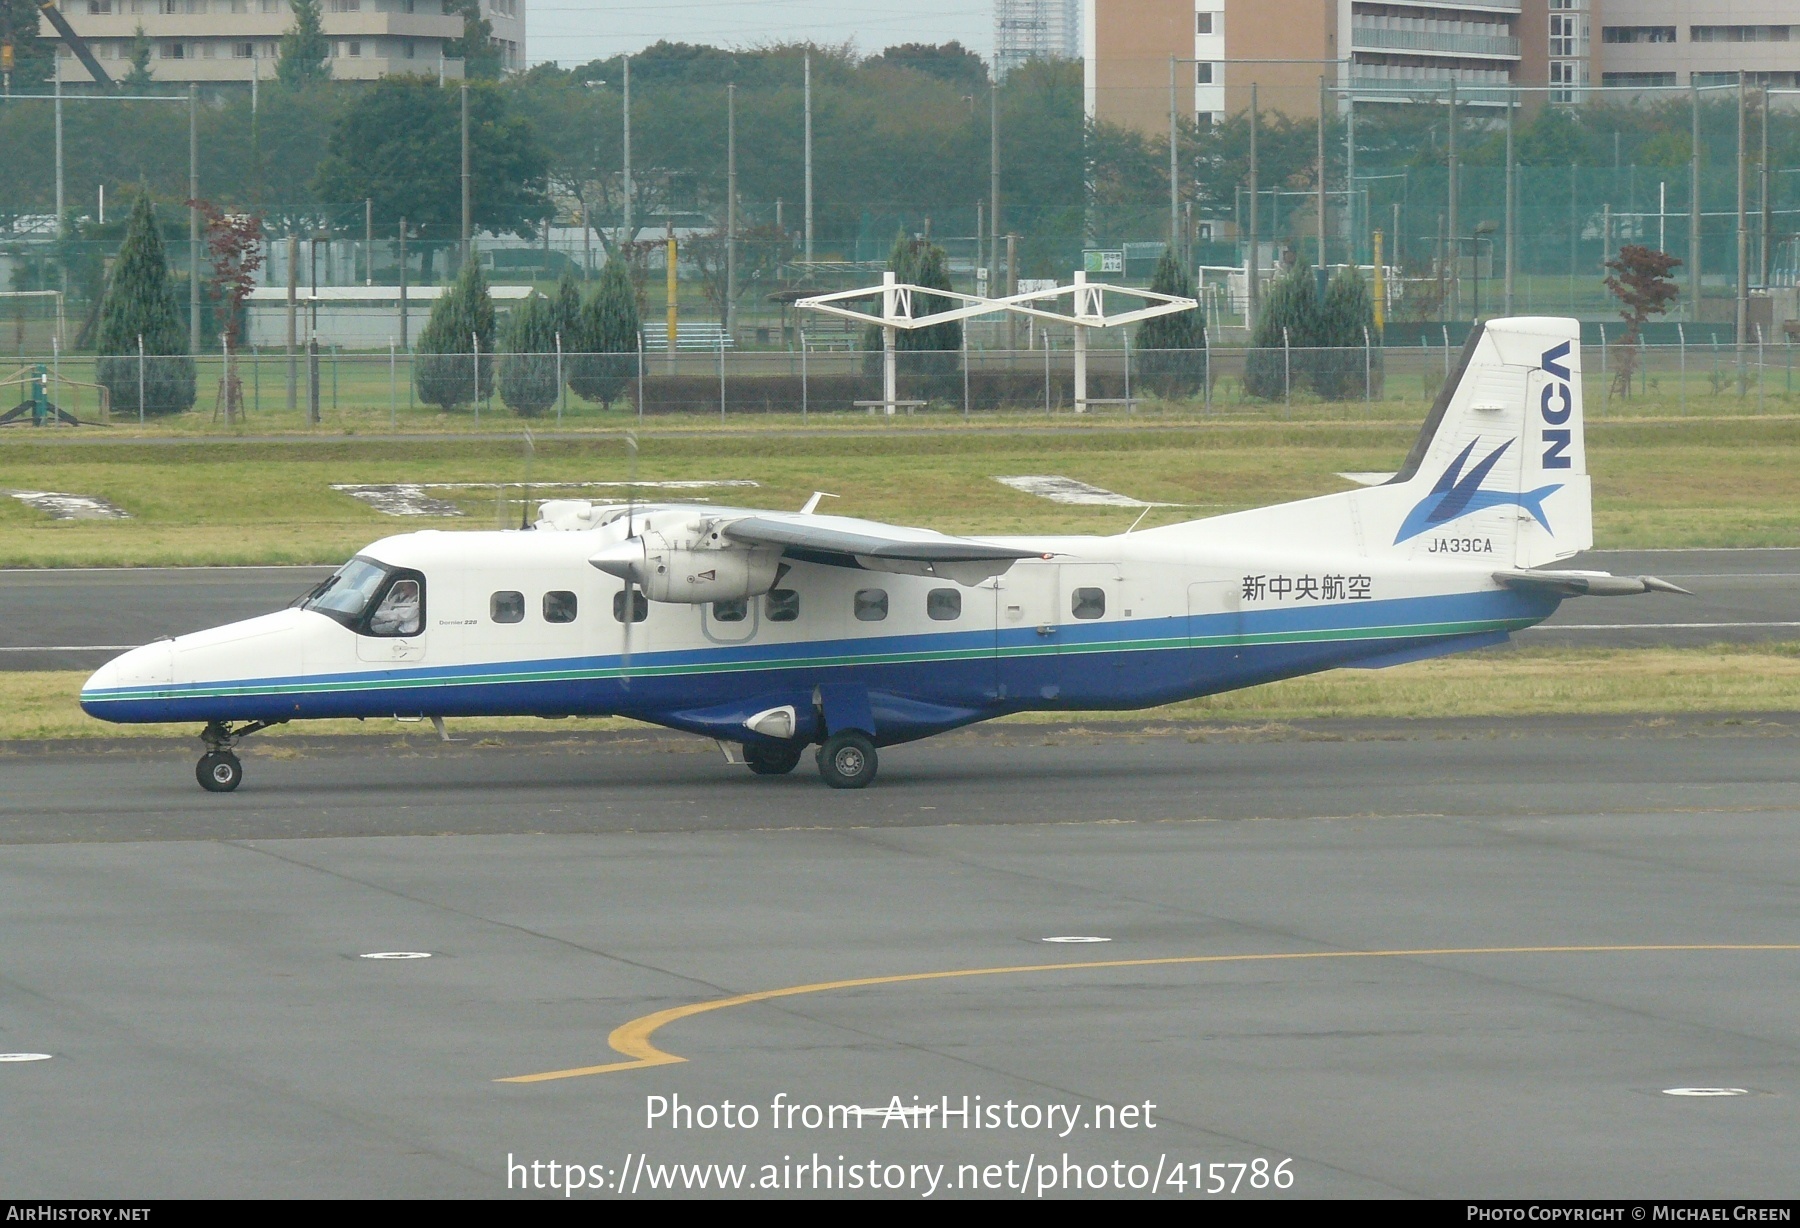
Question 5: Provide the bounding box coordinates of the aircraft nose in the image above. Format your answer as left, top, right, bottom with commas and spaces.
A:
82, 639, 175, 699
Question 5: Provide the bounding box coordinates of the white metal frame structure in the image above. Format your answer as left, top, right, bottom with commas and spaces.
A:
797, 272, 1198, 414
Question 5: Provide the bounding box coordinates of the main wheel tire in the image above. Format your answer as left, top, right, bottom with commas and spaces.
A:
816, 731, 877, 790
745, 742, 804, 776
197, 751, 242, 793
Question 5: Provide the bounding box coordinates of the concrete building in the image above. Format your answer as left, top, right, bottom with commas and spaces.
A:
1086, 0, 1523, 133
1590, 2, 1800, 91
996, 0, 1082, 79
39, 0, 527, 85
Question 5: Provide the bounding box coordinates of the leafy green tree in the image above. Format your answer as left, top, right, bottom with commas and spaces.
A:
1243, 264, 1320, 401
94, 195, 196, 418
567, 257, 638, 407
1135, 249, 1205, 397
444, 1, 504, 81
276, 0, 331, 88
498, 291, 558, 416
415, 256, 496, 410
312, 77, 551, 277
864, 42, 988, 92
122, 25, 155, 88
0, 0, 55, 92
1308, 267, 1377, 400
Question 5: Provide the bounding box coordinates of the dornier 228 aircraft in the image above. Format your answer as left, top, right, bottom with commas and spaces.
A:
82, 317, 1686, 793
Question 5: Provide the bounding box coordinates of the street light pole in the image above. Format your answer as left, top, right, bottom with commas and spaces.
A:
1168, 56, 1179, 249
460, 81, 471, 266
726, 82, 737, 338
1248, 82, 1260, 324
189, 83, 200, 357
804, 54, 814, 264
623, 53, 633, 244
990, 84, 1001, 291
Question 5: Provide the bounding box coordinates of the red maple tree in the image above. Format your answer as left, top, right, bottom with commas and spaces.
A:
188, 199, 265, 423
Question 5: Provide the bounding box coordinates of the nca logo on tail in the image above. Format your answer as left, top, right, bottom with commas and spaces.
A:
1540, 340, 1575, 470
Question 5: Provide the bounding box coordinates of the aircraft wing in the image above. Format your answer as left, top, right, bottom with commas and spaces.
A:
722, 513, 1041, 585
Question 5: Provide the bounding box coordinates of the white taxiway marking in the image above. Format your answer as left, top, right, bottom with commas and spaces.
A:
0, 645, 138, 652
332, 480, 760, 517
5, 490, 131, 520
1661, 1087, 1750, 1097
1042, 936, 1112, 944
360, 951, 433, 960
995, 476, 1159, 507
0, 1053, 53, 1062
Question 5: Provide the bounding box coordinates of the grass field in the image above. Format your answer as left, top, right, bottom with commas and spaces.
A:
8, 645, 1796, 743
2, 415, 1797, 566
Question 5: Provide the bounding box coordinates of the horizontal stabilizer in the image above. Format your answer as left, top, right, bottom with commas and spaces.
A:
1494, 569, 1692, 598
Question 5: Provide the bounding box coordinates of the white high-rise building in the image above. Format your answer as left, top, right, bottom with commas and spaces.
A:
995, 0, 1081, 79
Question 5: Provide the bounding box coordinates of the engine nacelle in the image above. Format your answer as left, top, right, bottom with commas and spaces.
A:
590, 531, 782, 604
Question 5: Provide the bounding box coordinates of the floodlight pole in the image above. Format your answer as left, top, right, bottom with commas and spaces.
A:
189, 84, 200, 358
1691, 83, 1702, 320
804, 54, 814, 263
1760, 86, 1770, 289
1446, 80, 1459, 322
622, 53, 633, 244
461, 81, 471, 265
1168, 57, 1179, 249
726, 82, 736, 338
285, 233, 298, 412
53, 54, 62, 243
1737, 78, 1748, 393
1247, 83, 1259, 324
1505, 98, 1516, 316
1317, 75, 1328, 278
990, 85, 1001, 296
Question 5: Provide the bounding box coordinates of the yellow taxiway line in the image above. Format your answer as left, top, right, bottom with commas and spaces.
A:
496, 944, 1800, 1084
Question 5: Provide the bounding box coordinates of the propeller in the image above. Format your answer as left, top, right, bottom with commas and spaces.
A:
620, 431, 639, 687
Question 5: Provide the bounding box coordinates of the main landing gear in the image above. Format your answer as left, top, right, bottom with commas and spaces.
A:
740, 731, 880, 788
194, 719, 285, 793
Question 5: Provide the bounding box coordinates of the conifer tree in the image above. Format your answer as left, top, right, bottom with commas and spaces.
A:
95, 194, 196, 418
1243, 263, 1321, 401
550, 270, 582, 348
1135, 248, 1205, 397
498, 291, 558, 416
415, 256, 496, 410
1308, 266, 1377, 401
862, 233, 959, 394
567, 257, 639, 407
277, 0, 331, 87
122, 26, 155, 88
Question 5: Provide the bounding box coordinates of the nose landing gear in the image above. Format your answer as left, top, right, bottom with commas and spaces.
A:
194, 719, 286, 793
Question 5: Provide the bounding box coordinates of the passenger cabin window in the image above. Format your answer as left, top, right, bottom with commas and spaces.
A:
766, 589, 800, 622
712, 597, 748, 623
490, 590, 524, 623
1071, 587, 1107, 620
927, 588, 961, 621
613, 590, 648, 623
854, 589, 888, 622
543, 591, 578, 624
368, 578, 422, 636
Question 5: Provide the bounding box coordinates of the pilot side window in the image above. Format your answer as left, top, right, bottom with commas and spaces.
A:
927, 588, 961, 621
766, 589, 800, 622
543, 591, 578, 624
368, 578, 422, 636
612, 590, 648, 623
1071, 587, 1107, 620
712, 597, 748, 623
854, 589, 888, 622
490, 590, 524, 623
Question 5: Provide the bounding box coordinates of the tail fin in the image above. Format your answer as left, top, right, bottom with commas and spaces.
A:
1376, 317, 1590, 567
1174, 317, 1591, 567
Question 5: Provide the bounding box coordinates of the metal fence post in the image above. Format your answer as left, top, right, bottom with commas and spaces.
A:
1364, 326, 1373, 412
962, 329, 970, 419
1202, 329, 1210, 414
637, 333, 645, 422
718, 331, 726, 422
137, 334, 145, 424
389, 339, 397, 427
555, 331, 564, 426
472, 333, 480, 427
331, 344, 338, 413
1122, 328, 1131, 416
1282, 326, 1291, 411
800, 329, 808, 423
1043, 331, 1052, 414
1678, 323, 1687, 415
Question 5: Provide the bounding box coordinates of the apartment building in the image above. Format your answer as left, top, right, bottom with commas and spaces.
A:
1590, 2, 1800, 91
1086, 0, 1523, 133
996, 0, 1083, 78
39, 0, 527, 84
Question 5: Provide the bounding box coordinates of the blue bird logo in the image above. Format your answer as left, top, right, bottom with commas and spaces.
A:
1394, 438, 1562, 544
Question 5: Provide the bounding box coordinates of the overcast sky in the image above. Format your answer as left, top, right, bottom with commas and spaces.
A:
523, 0, 995, 69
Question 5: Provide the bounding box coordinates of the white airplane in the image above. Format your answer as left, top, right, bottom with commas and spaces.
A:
82, 318, 1685, 793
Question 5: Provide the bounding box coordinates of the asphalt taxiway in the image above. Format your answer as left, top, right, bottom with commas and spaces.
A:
1, 717, 1796, 1198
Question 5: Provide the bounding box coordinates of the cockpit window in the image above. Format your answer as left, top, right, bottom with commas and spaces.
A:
303, 556, 426, 636
369, 579, 423, 636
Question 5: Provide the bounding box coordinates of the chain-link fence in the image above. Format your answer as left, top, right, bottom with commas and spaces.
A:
5, 340, 1791, 431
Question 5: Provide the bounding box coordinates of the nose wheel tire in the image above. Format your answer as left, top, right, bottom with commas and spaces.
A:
745, 742, 805, 776
197, 751, 243, 793
816, 731, 877, 790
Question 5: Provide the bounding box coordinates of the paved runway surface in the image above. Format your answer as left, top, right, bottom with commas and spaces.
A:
1, 549, 1794, 671
1, 717, 1796, 1198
